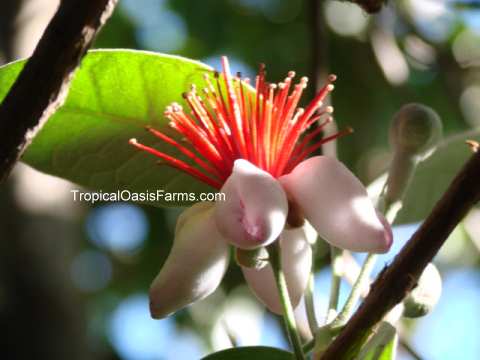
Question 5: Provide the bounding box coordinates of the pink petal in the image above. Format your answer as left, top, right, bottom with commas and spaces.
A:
215, 159, 288, 249
149, 202, 230, 319
280, 156, 393, 253
242, 225, 313, 314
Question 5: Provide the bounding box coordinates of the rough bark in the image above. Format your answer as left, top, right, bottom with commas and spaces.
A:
0, 0, 118, 184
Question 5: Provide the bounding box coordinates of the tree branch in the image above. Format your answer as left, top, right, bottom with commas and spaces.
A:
0, 0, 118, 184
309, 0, 340, 158
321, 150, 480, 359
309, 0, 329, 93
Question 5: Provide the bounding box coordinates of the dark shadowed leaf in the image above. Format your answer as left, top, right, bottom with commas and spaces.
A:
201, 346, 294, 360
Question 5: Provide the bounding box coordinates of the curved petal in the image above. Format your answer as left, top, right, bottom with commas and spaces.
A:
242, 225, 312, 314
149, 202, 230, 319
280, 156, 393, 253
215, 159, 288, 249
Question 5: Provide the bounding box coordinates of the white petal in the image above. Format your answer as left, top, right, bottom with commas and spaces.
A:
215, 159, 288, 249
280, 156, 393, 253
303, 220, 318, 245
242, 225, 312, 314
149, 202, 230, 319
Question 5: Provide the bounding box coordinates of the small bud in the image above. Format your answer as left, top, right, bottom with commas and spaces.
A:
384, 104, 443, 206
149, 202, 230, 319
403, 263, 442, 318
389, 103, 442, 159
235, 247, 269, 269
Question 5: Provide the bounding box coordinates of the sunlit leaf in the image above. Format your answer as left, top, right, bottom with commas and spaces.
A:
368, 129, 480, 224
357, 321, 397, 360
0, 49, 215, 206
396, 129, 480, 224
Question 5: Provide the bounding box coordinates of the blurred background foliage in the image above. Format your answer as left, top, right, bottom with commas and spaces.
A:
1, 0, 480, 359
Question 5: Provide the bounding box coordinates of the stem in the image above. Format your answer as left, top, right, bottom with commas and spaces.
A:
320, 156, 397, 345
304, 239, 322, 334
332, 253, 377, 327
303, 338, 315, 354
270, 243, 306, 360
326, 246, 343, 323
321, 151, 480, 359
221, 319, 238, 348
384, 151, 417, 208
305, 272, 319, 334
305, 323, 345, 355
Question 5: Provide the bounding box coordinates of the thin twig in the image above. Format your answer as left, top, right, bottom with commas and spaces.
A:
321, 151, 480, 359
309, 0, 329, 93
305, 272, 320, 333
326, 246, 343, 323
342, 254, 423, 359
271, 243, 306, 360
331, 253, 377, 327
0, 0, 118, 184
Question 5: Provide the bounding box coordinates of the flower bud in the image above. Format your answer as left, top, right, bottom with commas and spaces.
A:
385, 104, 442, 206
389, 103, 442, 159
149, 202, 230, 319
403, 263, 442, 318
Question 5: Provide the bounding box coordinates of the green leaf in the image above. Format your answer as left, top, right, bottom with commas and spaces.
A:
357, 322, 397, 360
201, 346, 294, 360
368, 129, 480, 224
396, 129, 480, 224
0, 49, 215, 206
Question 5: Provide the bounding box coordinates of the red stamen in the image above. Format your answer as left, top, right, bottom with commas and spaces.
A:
129, 139, 222, 189
146, 126, 222, 179
222, 57, 248, 158
128, 59, 345, 188
286, 127, 354, 172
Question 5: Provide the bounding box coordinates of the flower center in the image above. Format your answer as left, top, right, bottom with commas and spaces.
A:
129, 57, 351, 189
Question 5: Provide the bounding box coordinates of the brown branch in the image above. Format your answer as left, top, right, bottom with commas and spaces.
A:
321, 150, 480, 359
309, 0, 340, 158
0, 0, 118, 184
309, 0, 329, 93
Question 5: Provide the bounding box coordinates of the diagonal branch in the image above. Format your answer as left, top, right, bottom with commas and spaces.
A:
321, 149, 480, 359
0, 0, 118, 184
